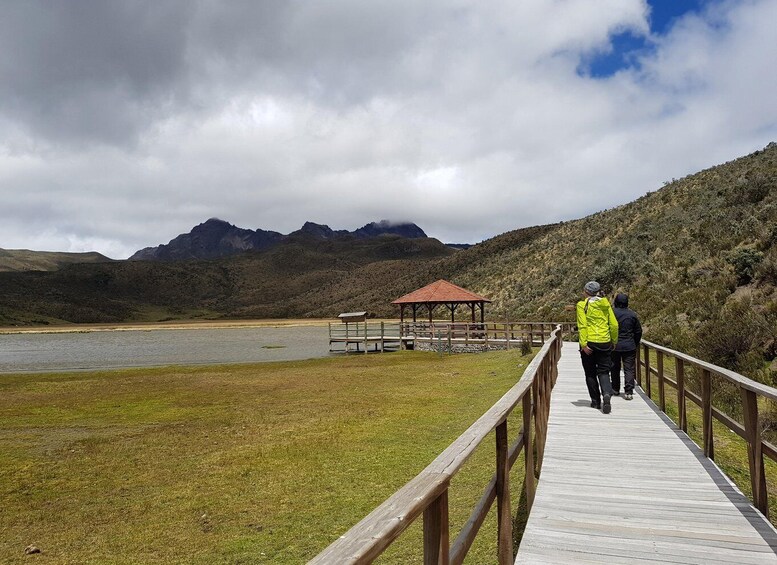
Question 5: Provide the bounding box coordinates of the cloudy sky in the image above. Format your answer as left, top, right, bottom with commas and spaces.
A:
1, 0, 776, 259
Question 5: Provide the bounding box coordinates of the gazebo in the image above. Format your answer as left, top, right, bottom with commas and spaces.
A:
392, 279, 491, 326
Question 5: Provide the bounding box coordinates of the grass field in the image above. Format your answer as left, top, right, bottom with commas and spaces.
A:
0, 348, 534, 564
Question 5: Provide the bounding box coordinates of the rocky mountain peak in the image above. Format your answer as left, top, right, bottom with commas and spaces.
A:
130, 219, 429, 261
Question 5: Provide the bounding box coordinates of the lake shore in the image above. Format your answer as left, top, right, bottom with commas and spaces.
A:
0, 318, 339, 335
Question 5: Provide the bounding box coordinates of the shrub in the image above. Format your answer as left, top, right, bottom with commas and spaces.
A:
743, 174, 773, 204
727, 246, 763, 285
591, 249, 636, 292
694, 298, 768, 376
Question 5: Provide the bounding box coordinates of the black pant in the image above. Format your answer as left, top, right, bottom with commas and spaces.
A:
580, 342, 613, 404
611, 349, 636, 394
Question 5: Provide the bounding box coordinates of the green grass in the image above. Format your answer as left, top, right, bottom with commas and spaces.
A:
0, 349, 534, 564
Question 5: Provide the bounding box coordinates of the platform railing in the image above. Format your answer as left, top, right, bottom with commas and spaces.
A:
402, 321, 575, 346
639, 340, 777, 519
309, 326, 563, 564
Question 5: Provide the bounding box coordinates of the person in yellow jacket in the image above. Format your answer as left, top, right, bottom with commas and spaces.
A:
577, 281, 619, 414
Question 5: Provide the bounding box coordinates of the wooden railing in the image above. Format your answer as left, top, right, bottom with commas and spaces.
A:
403, 321, 575, 346
309, 326, 563, 564
639, 340, 777, 519
329, 322, 401, 339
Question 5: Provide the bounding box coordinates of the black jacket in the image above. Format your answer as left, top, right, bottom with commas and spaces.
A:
613, 306, 642, 352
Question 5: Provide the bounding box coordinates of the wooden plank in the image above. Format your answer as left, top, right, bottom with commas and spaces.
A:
523, 392, 535, 511
657, 350, 665, 412
677, 358, 687, 432
495, 421, 512, 564
701, 368, 714, 460
741, 388, 769, 518
423, 489, 449, 565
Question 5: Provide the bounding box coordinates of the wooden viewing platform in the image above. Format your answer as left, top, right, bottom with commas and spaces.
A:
328, 321, 572, 353
311, 327, 777, 564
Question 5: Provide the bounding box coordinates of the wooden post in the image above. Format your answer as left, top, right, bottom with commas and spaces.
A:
447, 324, 452, 354
424, 489, 450, 565
636, 345, 642, 388
380, 321, 385, 352
484, 323, 489, 348
701, 369, 714, 460
495, 420, 513, 564
528, 325, 534, 347
465, 323, 469, 345
741, 387, 768, 517
364, 321, 368, 355
676, 358, 687, 432
522, 392, 535, 511
540, 324, 545, 343
643, 344, 651, 398
657, 350, 665, 412
534, 367, 546, 473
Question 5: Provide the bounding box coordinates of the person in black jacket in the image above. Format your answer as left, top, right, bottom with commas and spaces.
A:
611, 293, 642, 400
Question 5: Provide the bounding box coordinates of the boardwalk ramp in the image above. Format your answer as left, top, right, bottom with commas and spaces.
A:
516, 342, 777, 564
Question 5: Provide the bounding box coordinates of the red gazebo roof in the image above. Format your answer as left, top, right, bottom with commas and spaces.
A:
392, 279, 491, 305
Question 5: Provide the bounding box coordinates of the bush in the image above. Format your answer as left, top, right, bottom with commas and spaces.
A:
743, 174, 773, 204
727, 246, 763, 285
591, 249, 636, 292
694, 298, 768, 376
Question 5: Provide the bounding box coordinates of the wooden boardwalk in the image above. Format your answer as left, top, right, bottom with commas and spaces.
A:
516, 341, 777, 564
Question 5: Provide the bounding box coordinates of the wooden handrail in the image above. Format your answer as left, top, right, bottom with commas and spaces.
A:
310, 326, 563, 564
639, 339, 775, 519
643, 340, 777, 402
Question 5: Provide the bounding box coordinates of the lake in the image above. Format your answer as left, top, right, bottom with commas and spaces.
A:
0, 325, 335, 373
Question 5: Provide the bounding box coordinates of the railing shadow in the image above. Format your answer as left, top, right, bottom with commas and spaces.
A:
637, 388, 777, 550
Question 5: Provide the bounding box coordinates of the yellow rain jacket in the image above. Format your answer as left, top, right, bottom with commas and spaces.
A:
577, 296, 619, 347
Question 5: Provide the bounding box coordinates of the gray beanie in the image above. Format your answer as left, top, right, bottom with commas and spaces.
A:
584, 281, 601, 295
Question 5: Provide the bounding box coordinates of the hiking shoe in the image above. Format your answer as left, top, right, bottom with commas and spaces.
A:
612, 391, 620, 396
602, 395, 611, 414
590, 400, 600, 409
624, 393, 633, 400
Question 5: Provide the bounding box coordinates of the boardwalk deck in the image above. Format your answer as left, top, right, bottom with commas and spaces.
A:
516, 342, 777, 564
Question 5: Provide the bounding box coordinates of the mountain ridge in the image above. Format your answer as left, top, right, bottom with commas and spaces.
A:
129, 219, 429, 261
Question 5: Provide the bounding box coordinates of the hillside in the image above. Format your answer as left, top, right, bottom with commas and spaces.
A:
0, 249, 112, 272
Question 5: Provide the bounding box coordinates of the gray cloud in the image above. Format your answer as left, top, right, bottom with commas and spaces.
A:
0, 0, 776, 258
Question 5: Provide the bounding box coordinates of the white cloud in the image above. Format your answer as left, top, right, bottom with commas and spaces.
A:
0, 0, 775, 258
